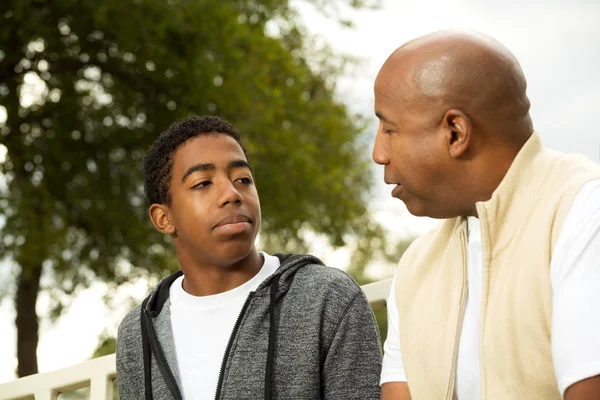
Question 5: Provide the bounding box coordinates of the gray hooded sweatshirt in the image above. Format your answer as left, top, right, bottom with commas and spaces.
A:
116, 254, 382, 400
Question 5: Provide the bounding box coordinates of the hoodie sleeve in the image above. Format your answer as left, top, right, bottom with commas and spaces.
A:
322, 289, 383, 400
116, 338, 134, 399
116, 305, 145, 400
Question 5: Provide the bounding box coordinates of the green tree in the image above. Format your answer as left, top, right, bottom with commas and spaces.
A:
0, 0, 382, 377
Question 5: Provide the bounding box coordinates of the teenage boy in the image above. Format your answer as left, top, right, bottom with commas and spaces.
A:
116, 115, 382, 400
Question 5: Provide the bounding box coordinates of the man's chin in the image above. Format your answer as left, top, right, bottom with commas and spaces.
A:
405, 206, 430, 218
404, 199, 436, 219
405, 202, 458, 220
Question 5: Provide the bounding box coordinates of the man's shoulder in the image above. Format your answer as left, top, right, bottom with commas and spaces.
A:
540, 148, 600, 183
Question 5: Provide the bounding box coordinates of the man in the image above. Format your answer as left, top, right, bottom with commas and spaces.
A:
373, 31, 600, 400
116, 116, 382, 399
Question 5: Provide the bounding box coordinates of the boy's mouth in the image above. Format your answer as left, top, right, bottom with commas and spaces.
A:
213, 214, 251, 229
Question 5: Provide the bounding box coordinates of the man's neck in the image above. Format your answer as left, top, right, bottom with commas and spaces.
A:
468, 143, 522, 214
177, 249, 264, 296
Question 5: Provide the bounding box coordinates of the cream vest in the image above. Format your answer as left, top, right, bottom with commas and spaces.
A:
395, 132, 600, 400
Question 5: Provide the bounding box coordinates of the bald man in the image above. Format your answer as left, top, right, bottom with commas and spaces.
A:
373, 31, 600, 400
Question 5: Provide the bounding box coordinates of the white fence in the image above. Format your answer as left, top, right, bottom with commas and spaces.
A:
0, 278, 392, 400
0, 354, 116, 400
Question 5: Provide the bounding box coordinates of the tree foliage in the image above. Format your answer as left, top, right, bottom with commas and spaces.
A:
0, 0, 383, 376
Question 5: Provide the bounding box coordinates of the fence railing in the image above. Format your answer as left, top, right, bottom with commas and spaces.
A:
0, 278, 392, 400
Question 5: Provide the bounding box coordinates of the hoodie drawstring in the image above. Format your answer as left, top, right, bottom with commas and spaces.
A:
141, 297, 153, 400
141, 272, 283, 400
264, 274, 281, 400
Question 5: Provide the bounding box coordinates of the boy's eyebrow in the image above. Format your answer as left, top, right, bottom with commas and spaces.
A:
181, 159, 253, 183
228, 159, 254, 175
181, 163, 215, 183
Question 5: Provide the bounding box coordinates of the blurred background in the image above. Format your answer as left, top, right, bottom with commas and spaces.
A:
1, 0, 599, 391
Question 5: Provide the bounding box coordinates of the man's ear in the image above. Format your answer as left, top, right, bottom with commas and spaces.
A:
442, 109, 472, 159
149, 204, 176, 235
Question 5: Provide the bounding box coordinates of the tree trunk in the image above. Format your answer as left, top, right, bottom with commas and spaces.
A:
15, 263, 43, 377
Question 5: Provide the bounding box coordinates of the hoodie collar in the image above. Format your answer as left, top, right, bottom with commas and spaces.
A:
144, 253, 325, 316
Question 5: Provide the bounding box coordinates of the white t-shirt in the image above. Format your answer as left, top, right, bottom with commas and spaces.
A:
381, 179, 600, 399
169, 252, 280, 400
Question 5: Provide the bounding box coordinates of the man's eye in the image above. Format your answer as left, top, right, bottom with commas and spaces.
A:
383, 128, 395, 135
192, 181, 211, 189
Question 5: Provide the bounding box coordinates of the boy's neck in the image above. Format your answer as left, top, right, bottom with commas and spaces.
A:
178, 249, 264, 297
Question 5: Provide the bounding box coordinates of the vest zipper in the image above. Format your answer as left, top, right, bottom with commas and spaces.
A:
478, 207, 490, 399
445, 228, 469, 400
214, 291, 255, 400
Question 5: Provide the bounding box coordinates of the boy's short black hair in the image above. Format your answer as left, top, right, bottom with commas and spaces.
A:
143, 115, 249, 205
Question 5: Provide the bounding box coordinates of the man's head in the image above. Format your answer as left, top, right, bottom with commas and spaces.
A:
372, 30, 534, 218
144, 116, 260, 267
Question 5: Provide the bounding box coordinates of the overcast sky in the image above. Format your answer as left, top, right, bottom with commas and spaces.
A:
1, 0, 599, 384
295, 0, 600, 254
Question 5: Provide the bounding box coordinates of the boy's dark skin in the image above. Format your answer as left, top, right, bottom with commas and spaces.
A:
149, 133, 263, 296
117, 117, 382, 399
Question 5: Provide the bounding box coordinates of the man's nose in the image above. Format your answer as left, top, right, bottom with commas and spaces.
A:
372, 129, 390, 165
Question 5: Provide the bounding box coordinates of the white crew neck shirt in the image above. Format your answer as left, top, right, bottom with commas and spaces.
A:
381, 179, 600, 398
169, 252, 280, 400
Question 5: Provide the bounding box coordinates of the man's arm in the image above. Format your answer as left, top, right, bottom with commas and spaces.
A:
565, 376, 600, 400
551, 179, 600, 399
380, 274, 410, 399
322, 290, 382, 400
382, 382, 412, 400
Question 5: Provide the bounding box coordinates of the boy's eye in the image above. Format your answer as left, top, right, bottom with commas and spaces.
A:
237, 177, 253, 184
192, 181, 211, 189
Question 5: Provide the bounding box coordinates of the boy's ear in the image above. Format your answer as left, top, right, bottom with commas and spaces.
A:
149, 204, 176, 235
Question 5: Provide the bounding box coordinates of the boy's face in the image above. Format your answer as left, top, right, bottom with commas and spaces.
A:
151, 133, 261, 266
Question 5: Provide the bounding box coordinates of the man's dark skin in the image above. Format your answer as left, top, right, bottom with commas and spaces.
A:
373, 30, 600, 400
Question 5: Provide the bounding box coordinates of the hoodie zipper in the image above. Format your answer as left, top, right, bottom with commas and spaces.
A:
214, 291, 255, 400
144, 309, 182, 400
